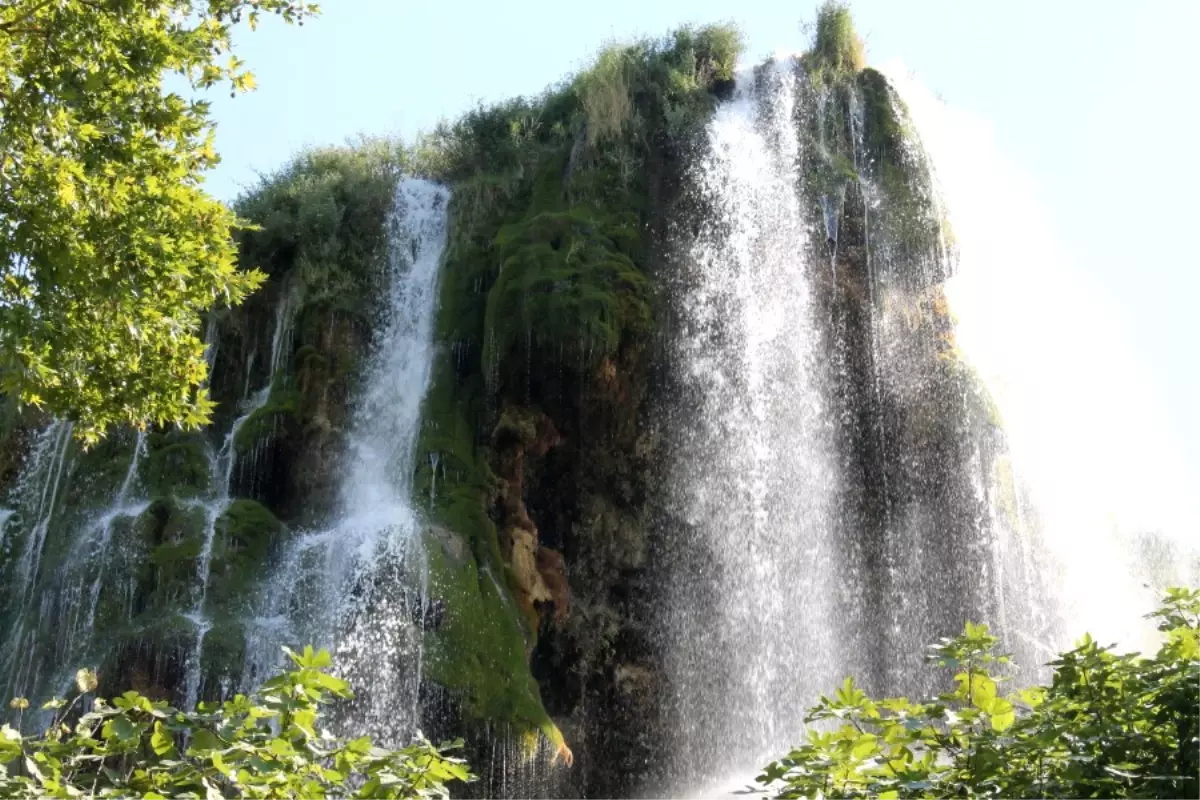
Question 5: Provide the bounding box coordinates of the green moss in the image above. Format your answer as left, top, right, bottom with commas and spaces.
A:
141, 432, 210, 498
233, 385, 300, 454
856, 68, 945, 264
57, 432, 132, 512
423, 527, 560, 745
484, 208, 652, 382
143, 500, 209, 604
208, 499, 285, 609
199, 613, 248, 686
293, 344, 327, 372
90, 511, 158, 633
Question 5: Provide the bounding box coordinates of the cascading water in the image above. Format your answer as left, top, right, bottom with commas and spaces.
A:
242, 177, 450, 745
181, 287, 296, 709
659, 59, 843, 793
1, 421, 75, 699
884, 63, 1200, 651
657, 48, 1134, 796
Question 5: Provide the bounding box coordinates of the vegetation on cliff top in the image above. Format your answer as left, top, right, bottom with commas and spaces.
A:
809, 1, 866, 80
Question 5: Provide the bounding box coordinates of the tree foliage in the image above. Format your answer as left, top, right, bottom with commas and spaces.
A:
758, 588, 1200, 799
0, 0, 317, 444
0, 645, 473, 799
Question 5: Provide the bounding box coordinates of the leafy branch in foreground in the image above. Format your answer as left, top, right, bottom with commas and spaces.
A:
0, 0, 318, 443
0, 645, 473, 799
757, 587, 1199, 799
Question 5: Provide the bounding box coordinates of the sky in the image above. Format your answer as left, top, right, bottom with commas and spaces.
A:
200, 0, 1200, 477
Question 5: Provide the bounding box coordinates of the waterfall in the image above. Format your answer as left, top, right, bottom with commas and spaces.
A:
660, 60, 842, 792
0, 421, 74, 700
242, 177, 450, 745
654, 49, 1200, 798
0, 32, 1193, 800
885, 63, 1200, 651
0, 423, 155, 705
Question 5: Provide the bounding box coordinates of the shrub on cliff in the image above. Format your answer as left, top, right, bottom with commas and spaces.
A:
0, 645, 472, 799
758, 588, 1200, 799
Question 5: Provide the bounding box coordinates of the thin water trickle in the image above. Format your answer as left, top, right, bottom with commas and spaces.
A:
429, 451, 440, 509
182, 292, 296, 708
81, 430, 149, 635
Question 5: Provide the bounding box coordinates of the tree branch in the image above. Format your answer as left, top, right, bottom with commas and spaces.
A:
0, 0, 55, 33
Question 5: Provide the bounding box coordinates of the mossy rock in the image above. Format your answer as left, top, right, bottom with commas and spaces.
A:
233, 386, 300, 455
422, 527, 563, 749
53, 429, 140, 513
208, 499, 286, 609
856, 68, 946, 273
142, 499, 210, 608
89, 509, 159, 632
484, 208, 652, 382
198, 614, 249, 692
141, 432, 211, 498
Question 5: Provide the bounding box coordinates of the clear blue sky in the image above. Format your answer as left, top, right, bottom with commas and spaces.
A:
201, 0, 1200, 476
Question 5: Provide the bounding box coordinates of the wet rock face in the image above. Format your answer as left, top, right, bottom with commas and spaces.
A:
793, 60, 1010, 698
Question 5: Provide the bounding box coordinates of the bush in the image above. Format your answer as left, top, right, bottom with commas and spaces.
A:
810, 1, 866, 76
757, 588, 1200, 799
0, 646, 473, 799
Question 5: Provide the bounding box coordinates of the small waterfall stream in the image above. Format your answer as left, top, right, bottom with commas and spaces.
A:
242, 177, 450, 744
182, 288, 296, 709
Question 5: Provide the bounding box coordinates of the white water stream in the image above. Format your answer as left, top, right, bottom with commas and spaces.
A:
886, 63, 1200, 651
241, 177, 450, 744
663, 55, 1198, 799
661, 60, 842, 790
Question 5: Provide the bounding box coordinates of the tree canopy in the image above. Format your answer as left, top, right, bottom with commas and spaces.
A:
0, 0, 317, 444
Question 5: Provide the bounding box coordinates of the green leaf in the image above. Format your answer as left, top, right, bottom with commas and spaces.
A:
269, 737, 296, 757
186, 728, 222, 755
850, 734, 878, 760
150, 721, 175, 756
989, 698, 1015, 732
102, 716, 137, 742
